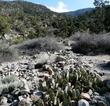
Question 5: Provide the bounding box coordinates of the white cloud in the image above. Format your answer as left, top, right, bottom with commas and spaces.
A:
47, 1, 69, 13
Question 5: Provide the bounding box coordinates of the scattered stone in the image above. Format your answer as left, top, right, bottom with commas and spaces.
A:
0, 48, 110, 105
78, 99, 89, 106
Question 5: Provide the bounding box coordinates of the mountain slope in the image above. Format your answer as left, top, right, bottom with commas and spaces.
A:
63, 8, 94, 16
0, 0, 52, 15
0, 0, 110, 43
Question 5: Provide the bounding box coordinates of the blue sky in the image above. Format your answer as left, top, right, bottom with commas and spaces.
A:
26, 0, 95, 12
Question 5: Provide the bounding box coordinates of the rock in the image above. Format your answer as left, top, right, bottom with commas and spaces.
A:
0, 96, 8, 105
18, 90, 29, 96
88, 89, 93, 96
31, 95, 39, 102
94, 92, 100, 96
70, 100, 77, 106
96, 101, 107, 106
34, 62, 46, 69
103, 79, 110, 89
81, 93, 91, 101
35, 91, 44, 98
43, 65, 54, 75
11, 100, 19, 106
78, 99, 90, 106
7, 94, 14, 103
42, 81, 47, 87
105, 93, 110, 104
55, 56, 66, 62
18, 99, 31, 106
20, 78, 30, 92
18, 95, 32, 106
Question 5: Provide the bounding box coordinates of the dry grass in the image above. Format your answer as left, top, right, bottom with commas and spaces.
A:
16, 37, 64, 55
0, 41, 18, 62
71, 32, 110, 55
0, 75, 24, 94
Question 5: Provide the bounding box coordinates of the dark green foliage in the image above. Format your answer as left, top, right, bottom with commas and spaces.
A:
0, 1, 110, 40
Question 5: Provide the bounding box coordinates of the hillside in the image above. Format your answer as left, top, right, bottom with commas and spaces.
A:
0, 1, 52, 15
63, 8, 94, 16
0, 1, 60, 43
0, 1, 110, 44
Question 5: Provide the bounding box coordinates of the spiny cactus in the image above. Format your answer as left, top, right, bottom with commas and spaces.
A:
38, 66, 106, 105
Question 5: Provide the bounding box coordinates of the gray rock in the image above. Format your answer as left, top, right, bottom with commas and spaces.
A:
103, 79, 110, 89
18, 100, 31, 106
18, 95, 32, 106
78, 99, 90, 106
0, 96, 8, 105
55, 56, 66, 62
70, 100, 77, 106
96, 101, 107, 106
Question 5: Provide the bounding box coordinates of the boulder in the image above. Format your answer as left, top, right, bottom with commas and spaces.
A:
78, 99, 89, 106
81, 93, 91, 101
0, 96, 8, 105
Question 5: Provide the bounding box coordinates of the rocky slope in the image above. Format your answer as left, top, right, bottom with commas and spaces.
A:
0, 47, 110, 105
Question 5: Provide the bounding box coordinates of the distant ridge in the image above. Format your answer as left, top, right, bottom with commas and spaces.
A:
63, 8, 94, 16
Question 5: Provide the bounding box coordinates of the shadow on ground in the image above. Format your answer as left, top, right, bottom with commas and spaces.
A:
98, 62, 110, 70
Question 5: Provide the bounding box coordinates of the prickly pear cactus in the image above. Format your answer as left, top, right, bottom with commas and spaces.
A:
38, 65, 105, 105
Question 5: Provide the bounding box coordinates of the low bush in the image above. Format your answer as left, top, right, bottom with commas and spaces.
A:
0, 75, 24, 94
0, 41, 18, 62
71, 32, 110, 55
16, 37, 64, 55
11, 37, 24, 44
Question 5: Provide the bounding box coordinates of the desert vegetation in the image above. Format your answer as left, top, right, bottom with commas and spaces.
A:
0, 41, 18, 62
16, 37, 64, 55
38, 67, 109, 105
0, 0, 110, 106
71, 32, 110, 55
0, 0, 110, 41
0, 75, 24, 94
